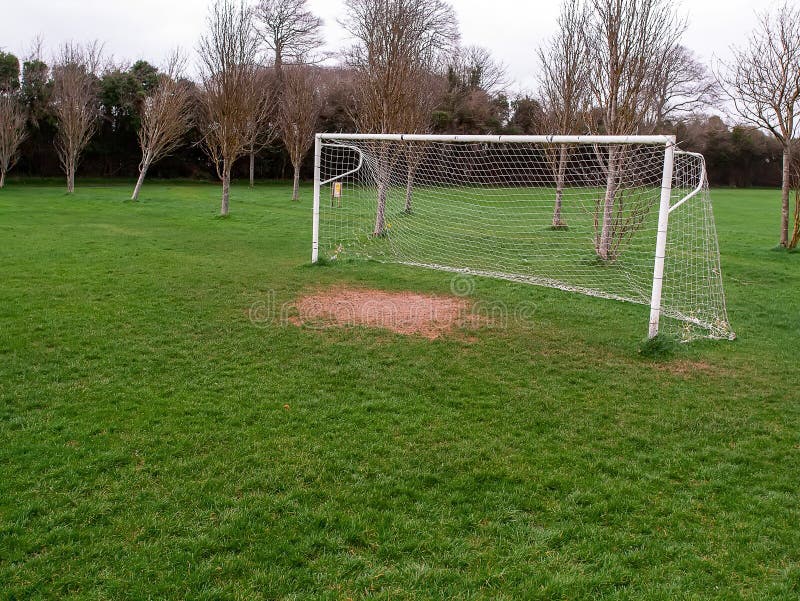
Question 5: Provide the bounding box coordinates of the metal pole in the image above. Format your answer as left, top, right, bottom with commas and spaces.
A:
648, 140, 676, 338
316, 133, 675, 145
311, 135, 321, 264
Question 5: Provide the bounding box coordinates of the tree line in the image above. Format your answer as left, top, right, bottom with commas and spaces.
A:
0, 0, 798, 247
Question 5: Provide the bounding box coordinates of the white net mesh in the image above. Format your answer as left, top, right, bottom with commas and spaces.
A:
315, 136, 734, 341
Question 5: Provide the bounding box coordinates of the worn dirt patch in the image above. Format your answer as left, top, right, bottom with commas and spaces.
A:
291, 286, 475, 339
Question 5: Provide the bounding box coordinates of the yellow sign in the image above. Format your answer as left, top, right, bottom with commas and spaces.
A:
331, 182, 343, 208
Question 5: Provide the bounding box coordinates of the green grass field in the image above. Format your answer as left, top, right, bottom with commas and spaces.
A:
1, 181, 798, 599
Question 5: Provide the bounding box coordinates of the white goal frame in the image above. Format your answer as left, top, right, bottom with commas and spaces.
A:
311, 133, 720, 340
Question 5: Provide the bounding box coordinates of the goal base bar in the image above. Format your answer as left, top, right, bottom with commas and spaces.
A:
398, 261, 735, 341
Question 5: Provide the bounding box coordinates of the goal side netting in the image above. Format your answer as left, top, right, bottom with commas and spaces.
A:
312, 134, 734, 342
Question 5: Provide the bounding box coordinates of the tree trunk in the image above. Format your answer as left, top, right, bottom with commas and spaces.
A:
404, 164, 414, 213
0, 169, 5, 189
221, 164, 231, 216
131, 161, 149, 201
292, 163, 300, 201
374, 176, 388, 237
373, 143, 394, 236
67, 162, 75, 194
552, 144, 568, 228
249, 149, 255, 188
781, 144, 791, 247
790, 187, 800, 250
597, 146, 618, 260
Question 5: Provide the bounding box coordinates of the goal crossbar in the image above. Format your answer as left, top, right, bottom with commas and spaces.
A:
317, 133, 676, 145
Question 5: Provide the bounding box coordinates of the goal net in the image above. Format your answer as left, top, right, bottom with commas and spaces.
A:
312, 134, 734, 342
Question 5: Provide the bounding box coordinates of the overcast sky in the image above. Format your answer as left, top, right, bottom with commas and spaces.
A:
0, 0, 781, 92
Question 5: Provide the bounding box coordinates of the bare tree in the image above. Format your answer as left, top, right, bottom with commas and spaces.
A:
131, 52, 194, 201
717, 2, 800, 248
537, 0, 590, 228
438, 44, 509, 134
52, 43, 101, 194
402, 69, 446, 212
244, 66, 278, 188
278, 64, 322, 201
448, 45, 508, 95
254, 0, 325, 75
252, 0, 324, 187
648, 45, 718, 126
584, 0, 686, 260
198, 0, 272, 215
342, 0, 459, 236
0, 92, 27, 188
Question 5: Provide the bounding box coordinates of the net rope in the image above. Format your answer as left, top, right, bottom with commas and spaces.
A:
316, 137, 734, 341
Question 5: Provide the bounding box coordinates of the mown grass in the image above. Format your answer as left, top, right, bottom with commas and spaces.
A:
0, 181, 798, 599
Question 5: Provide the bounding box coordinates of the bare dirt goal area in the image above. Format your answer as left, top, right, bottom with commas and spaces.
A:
291, 286, 476, 339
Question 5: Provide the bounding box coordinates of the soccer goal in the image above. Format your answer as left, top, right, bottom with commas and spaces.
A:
311, 133, 735, 342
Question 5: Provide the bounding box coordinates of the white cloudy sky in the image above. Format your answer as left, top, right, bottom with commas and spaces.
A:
0, 0, 780, 92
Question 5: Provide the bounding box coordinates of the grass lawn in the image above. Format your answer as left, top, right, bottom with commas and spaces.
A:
0, 180, 798, 599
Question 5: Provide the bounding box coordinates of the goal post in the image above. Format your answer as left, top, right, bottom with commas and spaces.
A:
311, 133, 734, 342
648, 140, 675, 339
311, 134, 322, 265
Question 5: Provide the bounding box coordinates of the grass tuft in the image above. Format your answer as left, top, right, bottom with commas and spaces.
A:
312, 254, 333, 267
638, 333, 680, 358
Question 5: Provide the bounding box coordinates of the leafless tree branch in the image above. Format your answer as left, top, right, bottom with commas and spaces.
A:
342, 0, 459, 235
254, 0, 325, 72
277, 64, 322, 200
717, 1, 800, 247
131, 51, 195, 200
449, 45, 509, 96
647, 45, 719, 125
197, 0, 273, 215
52, 42, 101, 193
0, 92, 27, 188
583, 0, 687, 260
537, 0, 591, 227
